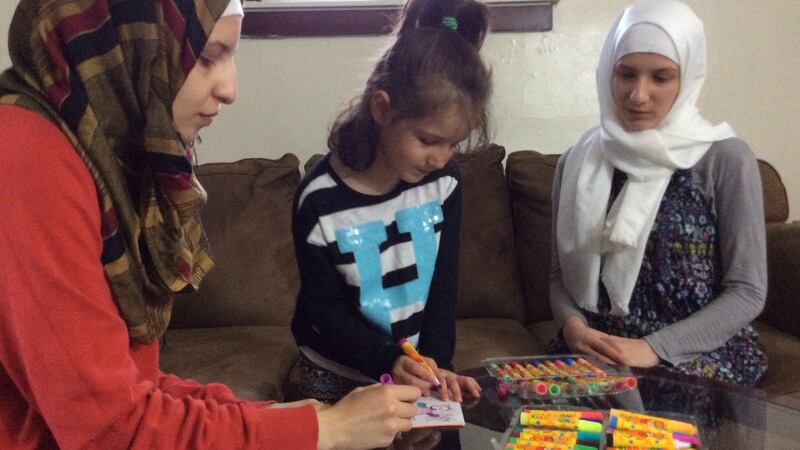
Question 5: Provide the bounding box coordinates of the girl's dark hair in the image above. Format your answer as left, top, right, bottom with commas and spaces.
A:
328, 0, 492, 170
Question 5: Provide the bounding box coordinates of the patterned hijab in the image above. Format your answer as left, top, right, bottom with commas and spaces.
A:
0, 0, 238, 343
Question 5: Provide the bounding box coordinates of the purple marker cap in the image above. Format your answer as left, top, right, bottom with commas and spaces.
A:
379, 373, 394, 384
497, 383, 509, 399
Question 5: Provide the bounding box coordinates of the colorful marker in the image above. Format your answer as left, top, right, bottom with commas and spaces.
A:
609, 409, 699, 436
526, 362, 547, 377
506, 442, 598, 450
510, 428, 602, 445
533, 360, 558, 376
520, 410, 604, 431
576, 357, 607, 376
609, 429, 675, 448
398, 338, 440, 387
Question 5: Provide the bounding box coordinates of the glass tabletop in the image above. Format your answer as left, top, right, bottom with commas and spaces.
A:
445, 366, 800, 449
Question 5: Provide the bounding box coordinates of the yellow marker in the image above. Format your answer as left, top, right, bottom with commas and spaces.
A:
576, 357, 607, 376
611, 429, 675, 448
610, 409, 698, 436
544, 360, 571, 376
525, 363, 546, 377
534, 360, 557, 376
512, 361, 535, 378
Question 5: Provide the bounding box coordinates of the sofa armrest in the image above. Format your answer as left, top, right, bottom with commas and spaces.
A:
759, 222, 800, 338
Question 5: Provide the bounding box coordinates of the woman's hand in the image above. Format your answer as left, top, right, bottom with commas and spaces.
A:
316, 383, 421, 450
562, 316, 625, 364
600, 335, 660, 368
562, 317, 660, 368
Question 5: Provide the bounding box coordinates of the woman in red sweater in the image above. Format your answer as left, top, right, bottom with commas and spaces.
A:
0, 0, 420, 448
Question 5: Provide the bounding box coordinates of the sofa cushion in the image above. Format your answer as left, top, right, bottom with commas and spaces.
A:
506, 150, 561, 323
159, 325, 298, 401
753, 321, 800, 396
170, 156, 302, 328
758, 160, 789, 223
453, 318, 546, 371
454, 145, 527, 322
760, 222, 800, 338
527, 319, 560, 350
304, 154, 323, 173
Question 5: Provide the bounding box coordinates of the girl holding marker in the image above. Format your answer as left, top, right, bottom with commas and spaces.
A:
549, 0, 768, 386
290, 0, 489, 403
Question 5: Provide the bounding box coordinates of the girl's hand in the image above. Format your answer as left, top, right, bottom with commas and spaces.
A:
562, 316, 625, 365
392, 355, 440, 396
600, 335, 660, 368
392, 356, 481, 402
435, 369, 481, 403
317, 383, 420, 450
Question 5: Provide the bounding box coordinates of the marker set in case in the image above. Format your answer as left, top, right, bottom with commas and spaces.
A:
484, 354, 637, 399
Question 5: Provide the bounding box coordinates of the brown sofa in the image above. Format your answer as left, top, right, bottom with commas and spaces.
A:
160, 145, 800, 404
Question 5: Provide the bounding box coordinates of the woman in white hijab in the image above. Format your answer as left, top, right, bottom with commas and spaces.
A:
549, 0, 768, 386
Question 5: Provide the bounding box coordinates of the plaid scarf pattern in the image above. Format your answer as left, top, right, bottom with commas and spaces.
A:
0, 0, 233, 343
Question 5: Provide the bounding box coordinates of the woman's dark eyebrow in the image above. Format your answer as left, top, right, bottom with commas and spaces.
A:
202, 41, 232, 55
654, 67, 679, 75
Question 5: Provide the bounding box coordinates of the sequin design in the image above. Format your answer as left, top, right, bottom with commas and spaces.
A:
335, 202, 442, 337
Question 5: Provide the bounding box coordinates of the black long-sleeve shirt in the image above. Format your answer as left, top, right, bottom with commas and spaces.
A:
291, 155, 461, 379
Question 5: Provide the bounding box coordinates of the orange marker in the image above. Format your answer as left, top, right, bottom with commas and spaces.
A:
398, 338, 440, 387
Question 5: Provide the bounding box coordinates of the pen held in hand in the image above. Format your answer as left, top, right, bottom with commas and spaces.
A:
398, 338, 441, 387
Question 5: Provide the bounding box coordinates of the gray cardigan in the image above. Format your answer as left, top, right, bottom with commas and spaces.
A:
549, 137, 767, 365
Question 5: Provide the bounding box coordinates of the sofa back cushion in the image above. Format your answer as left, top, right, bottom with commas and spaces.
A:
506, 150, 790, 319
455, 145, 528, 322
506, 151, 560, 322
759, 160, 789, 223
170, 156, 302, 328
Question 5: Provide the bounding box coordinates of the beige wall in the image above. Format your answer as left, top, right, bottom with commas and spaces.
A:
1, 1, 798, 219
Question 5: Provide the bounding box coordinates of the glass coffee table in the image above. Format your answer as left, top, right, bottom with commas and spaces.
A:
405, 366, 800, 449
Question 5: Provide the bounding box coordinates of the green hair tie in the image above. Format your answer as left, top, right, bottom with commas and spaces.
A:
441, 16, 458, 31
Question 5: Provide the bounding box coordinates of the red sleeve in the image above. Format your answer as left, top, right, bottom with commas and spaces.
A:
156, 371, 275, 407
0, 106, 317, 449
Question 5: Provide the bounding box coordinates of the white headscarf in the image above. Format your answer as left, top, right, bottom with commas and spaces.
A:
556, 0, 736, 316
221, 0, 244, 17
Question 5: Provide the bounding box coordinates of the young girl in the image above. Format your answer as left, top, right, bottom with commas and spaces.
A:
549, 0, 768, 386
290, 0, 491, 403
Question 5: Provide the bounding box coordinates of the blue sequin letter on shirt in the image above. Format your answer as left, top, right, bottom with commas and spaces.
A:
335, 202, 443, 336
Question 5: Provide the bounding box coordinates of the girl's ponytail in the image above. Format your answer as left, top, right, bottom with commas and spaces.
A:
329, 0, 492, 171
396, 0, 490, 49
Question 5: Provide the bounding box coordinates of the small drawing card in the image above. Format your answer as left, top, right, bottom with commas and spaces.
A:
411, 396, 465, 429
